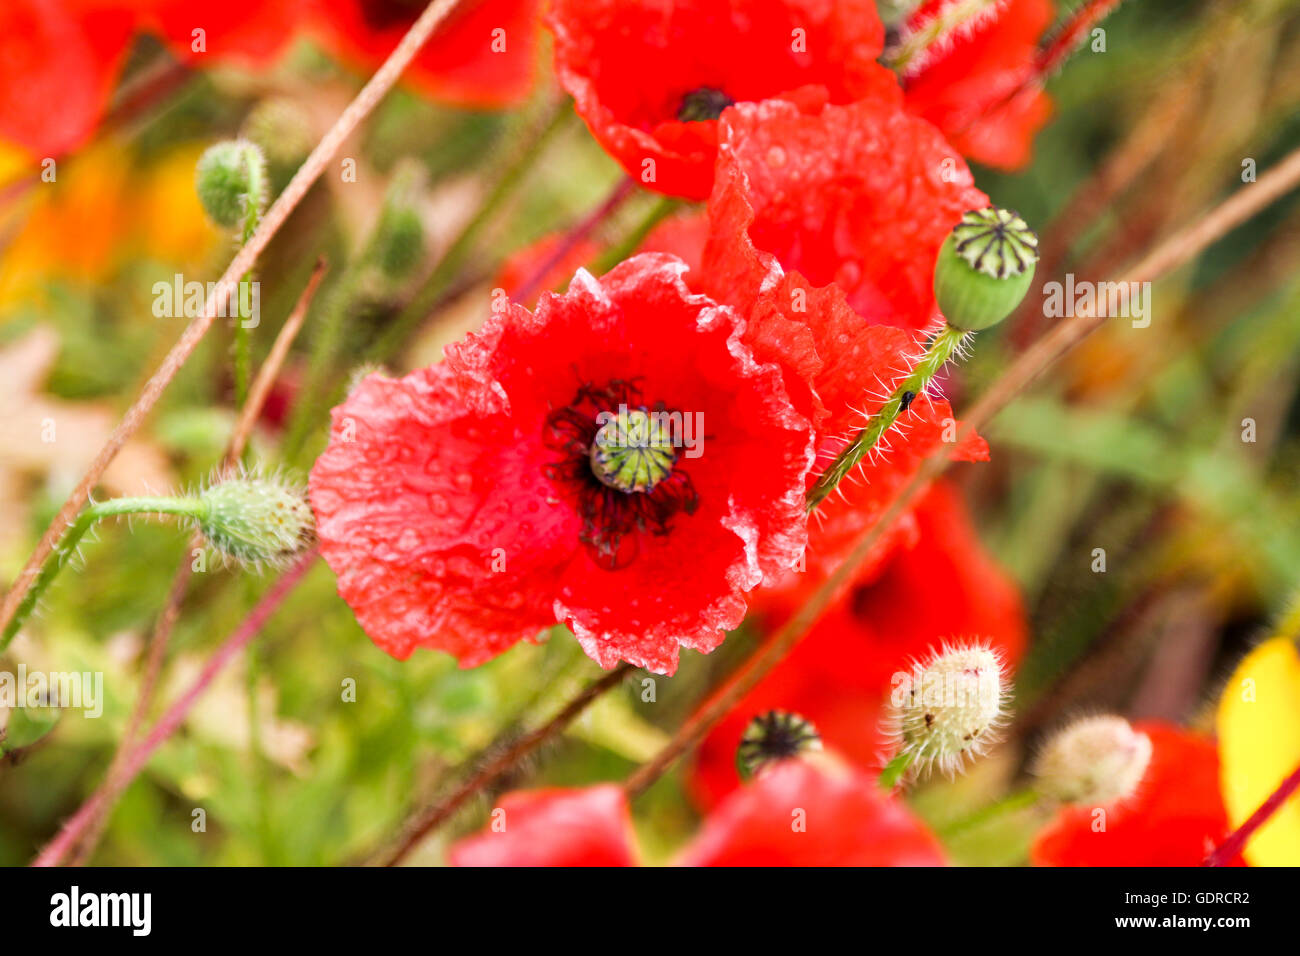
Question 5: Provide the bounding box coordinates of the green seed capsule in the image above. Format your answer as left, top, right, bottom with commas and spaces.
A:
589, 408, 677, 493
933, 206, 1039, 332
736, 709, 823, 780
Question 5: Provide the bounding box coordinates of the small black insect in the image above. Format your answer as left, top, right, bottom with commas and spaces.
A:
899, 390, 916, 412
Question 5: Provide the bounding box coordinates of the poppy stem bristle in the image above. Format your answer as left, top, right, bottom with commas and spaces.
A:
807, 324, 970, 511
886, 0, 1005, 76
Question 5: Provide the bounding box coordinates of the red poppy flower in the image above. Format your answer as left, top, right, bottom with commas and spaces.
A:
546, 0, 886, 199
679, 758, 946, 866
144, 0, 302, 68
449, 785, 637, 866
699, 92, 989, 586
0, 0, 135, 159
309, 254, 813, 674
902, 0, 1055, 171
309, 0, 540, 109
689, 482, 1027, 810
1031, 722, 1243, 866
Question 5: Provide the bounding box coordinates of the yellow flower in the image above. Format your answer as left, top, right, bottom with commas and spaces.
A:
0, 141, 220, 313
1217, 635, 1300, 865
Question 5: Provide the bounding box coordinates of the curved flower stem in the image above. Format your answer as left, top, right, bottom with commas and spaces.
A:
807, 324, 969, 511
1, 496, 207, 653
30, 551, 316, 868
1205, 759, 1300, 866
381, 662, 633, 866
0, 0, 465, 640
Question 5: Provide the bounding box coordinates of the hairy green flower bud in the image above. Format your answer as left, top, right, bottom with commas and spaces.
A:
884, 641, 1011, 777
1034, 715, 1152, 806
198, 474, 314, 569
934, 206, 1038, 332
196, 140, 268, 230
241, 97, 313, 184
368, 159, 427, 281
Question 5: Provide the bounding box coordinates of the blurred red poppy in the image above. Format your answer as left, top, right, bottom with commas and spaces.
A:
546, 0, 886, 199
145, 0, 302, 67
449, 759, 945, 866
680, 758, 946, 866
902, 0, 1055, 171
1031, 721, 1244, 866
0, 0, 135, 158
309, 0, 541, 109
449, 785, 637, 866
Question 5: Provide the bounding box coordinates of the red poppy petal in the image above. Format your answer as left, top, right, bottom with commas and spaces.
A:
0, 0, 134, 158
146, 0, 300, 68
704, 89, 988, 335
450, 785, 637, 866
309, 363, 577, 665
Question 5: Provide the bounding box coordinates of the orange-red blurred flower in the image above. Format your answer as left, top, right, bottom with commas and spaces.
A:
309, 0, 541, 109
1031, 721, 1243, 866
902, 0, 1055, 171
547, 0, 887, 199
679, 758, 946, 866
449, 758, 945, 866
0, 0, 135, 159
449, 784, 638, 866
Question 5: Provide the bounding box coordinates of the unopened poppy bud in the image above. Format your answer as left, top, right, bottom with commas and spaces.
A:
933, 206, 1038, 331
736, 709, 823, 780
368, 160, 427, 281
885, 641, 1010, 777
198, 474, 314, 569
196, 140, 268, 230
1034, 715, 1152, 806
242, 97, 313, 179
